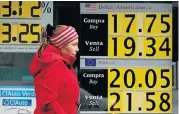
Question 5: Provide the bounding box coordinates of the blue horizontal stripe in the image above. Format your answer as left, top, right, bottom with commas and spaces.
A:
2, 99, 32, 106
0, 90, 35, 97
0, 86, 34, 89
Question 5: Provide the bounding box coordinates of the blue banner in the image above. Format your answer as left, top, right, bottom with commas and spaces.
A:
0, 90, 35, 97
2, 99, 32, 106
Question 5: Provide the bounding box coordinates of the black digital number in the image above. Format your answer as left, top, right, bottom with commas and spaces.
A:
112, 14, 117, 33
159, 38, 171, 56
31, 1, 41, 17
160, 93, 170, 111
19, 1, 22, 16
146, 92, 156, 111
110, 69, 120, 87
146, 14, 156, 32
161, 14, 170, 33
146, 37, 171, 57
19, 24, 29, 43
19, 24, 40, 43
112, 14, 135, 33
124, 69, 135, 88
110, 92, 120, 111
146, 14, 170, 33
126, 93, 132, 111
31, 24, 40, 43
112, 37, 135, 57
145, 69, 157, 88
2, 1, 12, 17
146, 37, 156, 56
161, 69, 170, 88
2, 23, 11, 43
125, 14, 135, 33
124, 37, 136, 56
112, 37, 117, 56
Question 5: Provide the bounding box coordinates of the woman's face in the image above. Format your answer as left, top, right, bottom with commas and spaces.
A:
60, 39, 79, 57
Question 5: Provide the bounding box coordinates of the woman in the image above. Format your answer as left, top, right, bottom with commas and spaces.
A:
29, 24, 80, 114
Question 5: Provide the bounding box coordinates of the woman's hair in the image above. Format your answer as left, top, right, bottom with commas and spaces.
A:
38, 24, 55, 57
46, 24, 55, 42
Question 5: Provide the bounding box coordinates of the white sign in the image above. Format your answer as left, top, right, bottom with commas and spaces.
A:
0, 1, 53, 53
42, 1, 54, 27
0, 86, 35, 114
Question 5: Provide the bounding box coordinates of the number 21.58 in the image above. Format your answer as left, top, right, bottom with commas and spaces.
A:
108, 92, 171, 112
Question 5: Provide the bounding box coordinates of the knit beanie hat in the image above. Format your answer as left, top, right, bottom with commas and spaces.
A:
46, 24, 79, 49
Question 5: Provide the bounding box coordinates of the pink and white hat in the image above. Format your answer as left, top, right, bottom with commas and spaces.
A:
49, 25, 79, 49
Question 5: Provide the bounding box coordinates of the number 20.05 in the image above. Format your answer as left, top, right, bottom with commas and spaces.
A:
109, 68, 170, 89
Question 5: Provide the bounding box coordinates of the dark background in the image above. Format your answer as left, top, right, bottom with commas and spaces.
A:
53, 1, 178, 65
53, 1, 178, 90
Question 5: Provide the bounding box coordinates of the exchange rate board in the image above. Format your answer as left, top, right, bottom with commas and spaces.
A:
80, 2, 172, 114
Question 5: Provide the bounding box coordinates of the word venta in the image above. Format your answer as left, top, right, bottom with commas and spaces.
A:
85, 95, 103, 107
85, 41, 103, 52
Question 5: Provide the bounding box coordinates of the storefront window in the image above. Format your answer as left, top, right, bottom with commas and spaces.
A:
0, 53, 34, 84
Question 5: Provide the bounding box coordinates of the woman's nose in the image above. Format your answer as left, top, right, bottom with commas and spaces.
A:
76, 46, 79, 52
77, 46, 79, 52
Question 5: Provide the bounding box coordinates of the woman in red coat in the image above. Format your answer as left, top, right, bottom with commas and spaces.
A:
29, 24, 80, 114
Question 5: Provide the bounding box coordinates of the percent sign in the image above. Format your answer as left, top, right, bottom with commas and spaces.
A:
42, 1, 51, 13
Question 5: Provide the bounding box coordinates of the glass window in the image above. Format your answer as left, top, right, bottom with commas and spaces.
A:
0, 53, 34, 85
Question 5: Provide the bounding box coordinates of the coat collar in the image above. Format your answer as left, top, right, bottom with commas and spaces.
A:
58, 49, 77, 66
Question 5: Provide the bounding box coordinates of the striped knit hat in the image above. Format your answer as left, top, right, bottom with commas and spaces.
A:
49, 25, 79, 49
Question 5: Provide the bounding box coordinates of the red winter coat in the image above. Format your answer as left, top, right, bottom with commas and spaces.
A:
29, 44, 80, 114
